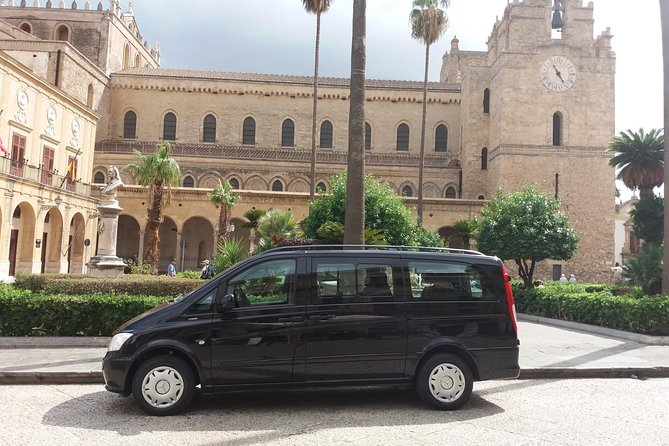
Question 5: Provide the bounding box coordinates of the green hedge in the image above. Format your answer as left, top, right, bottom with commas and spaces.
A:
513, 282, 669, 336
13, 273, 202, 297
0, 286, 169, 336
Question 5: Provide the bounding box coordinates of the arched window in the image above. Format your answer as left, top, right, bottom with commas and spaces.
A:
365, 122, 372, 151
182, 176, 195, 188
478, 195, 485, 200
483, 88, 490, 113
86, 84, 94, 108
203, 114, 216, 143
553, 112, 562, 146
19, 22, 31, 34
401, 185, 413, 197
320, 120, 333, 149
229, 178, 240, 189
163, 112, 177, 141
134, 54, 141, 68
396, 123, 409, 151
435, 124, 448, 152
93, 171, 105, 184
271, 180, 284, 192
123, 111, 137, 139
243, 117, 256, 145
316, 182, 327, 193
122, 43, 130, 69
55, 25, 69, 42
445, 186, 457, 199
282, 119, 295, 147
481, 147, 488, 170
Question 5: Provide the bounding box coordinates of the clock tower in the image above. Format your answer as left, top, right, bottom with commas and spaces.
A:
442, 0, 616, 282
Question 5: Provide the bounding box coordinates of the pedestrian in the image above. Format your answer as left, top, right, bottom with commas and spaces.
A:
569, 273, 577, 283
200, 259, 215, 279
559, 273, 568, 283
611, 262, 623, 282
167, 258, 177, 277
533, 279, 544, 288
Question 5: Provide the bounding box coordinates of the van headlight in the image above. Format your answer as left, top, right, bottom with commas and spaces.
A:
108, 333, 133, 352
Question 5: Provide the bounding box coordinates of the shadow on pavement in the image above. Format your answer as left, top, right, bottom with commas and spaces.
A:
42, 386, 504, 442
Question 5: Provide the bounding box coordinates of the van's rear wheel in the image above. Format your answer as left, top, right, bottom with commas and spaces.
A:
132, 355, 195, 416
416, 353, 473, 410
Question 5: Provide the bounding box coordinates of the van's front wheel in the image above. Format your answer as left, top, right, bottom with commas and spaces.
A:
416, 353, 473, 410
132, 355, 195, 416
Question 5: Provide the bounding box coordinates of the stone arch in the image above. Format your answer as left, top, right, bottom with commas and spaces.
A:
10, 202, 36, 276
93, 167, 106, 184
434, 122, 449, 152
67, 212, 86, 274
315, 179, 329, 193
271, 178, 285, 192
227, 176, 241, 189
423, 182, 441, 198
395, 121, 411, 151
134, 53, 140, 68
399, 181, 416, 197
122, 42, 130, 69
54, 23, 71, 42
42, 208, 63, 273
444, 184, 458, 199
182, 174, 195, 188
280, 116, 296, 147
199, 173, 222, 189
19, 21, 32, 34
117, 214, 140, 260
551, 106, 570, 146
287, 176, 309, 193
182, 216, 215, 271
245, 175, 268, 191
86, 83, 94, 108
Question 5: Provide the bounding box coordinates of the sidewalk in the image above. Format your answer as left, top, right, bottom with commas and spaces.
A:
1, 318, 668, 384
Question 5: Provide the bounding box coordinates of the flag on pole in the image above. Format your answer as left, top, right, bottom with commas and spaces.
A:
66, 159, 74, 180
0, 137, 8, 155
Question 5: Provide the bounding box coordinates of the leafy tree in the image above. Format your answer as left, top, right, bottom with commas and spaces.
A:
410, 0, 449, 225
414, 226, 445, 248
623, 243, 663, 295
123, 142, 181, 269
208, 180, 240, 248
450, 218, 478, 249
608, 128, 664, 199
302, 0, 332, 200
344, 0, 367, 244
304, 173, 421, 246
316, 221, 386, 245
256, 209, 301, 250
629, 195, 664, 246
475, 185, 579, 288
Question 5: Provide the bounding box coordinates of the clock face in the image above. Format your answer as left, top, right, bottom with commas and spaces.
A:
540, 56, 576, 92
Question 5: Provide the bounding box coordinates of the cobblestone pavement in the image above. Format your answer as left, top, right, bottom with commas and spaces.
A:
1, 379, 668, 446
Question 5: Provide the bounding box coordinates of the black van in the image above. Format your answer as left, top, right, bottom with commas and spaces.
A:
102, 246, 519, 415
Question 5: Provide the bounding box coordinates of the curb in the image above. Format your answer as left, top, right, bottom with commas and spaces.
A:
0, 337, 110, 348
2, 368, 669, 385
517, 314, 669, 346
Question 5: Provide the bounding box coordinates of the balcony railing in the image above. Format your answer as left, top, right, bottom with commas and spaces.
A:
0, 155, 92, 196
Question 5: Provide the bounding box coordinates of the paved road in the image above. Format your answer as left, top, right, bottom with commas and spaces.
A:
1, 379, 667, 446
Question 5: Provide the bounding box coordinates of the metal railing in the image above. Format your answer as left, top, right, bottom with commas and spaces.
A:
0, 155, 92, 196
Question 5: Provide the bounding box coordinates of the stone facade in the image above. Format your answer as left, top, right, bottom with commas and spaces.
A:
0, 0, 617, 281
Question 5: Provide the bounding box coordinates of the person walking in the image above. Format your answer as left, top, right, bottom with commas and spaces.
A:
200, 259, 215, 279
167, 258, 177, 277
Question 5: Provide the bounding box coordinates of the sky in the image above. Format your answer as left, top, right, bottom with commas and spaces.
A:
129, 0, 663, 199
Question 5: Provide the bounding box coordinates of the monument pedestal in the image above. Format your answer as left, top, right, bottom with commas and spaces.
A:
87, 198, 126, 278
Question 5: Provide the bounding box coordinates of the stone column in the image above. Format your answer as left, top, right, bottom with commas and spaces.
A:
138, 231, 145, 263
175, 232, 183, 272
87, 197, 126, 277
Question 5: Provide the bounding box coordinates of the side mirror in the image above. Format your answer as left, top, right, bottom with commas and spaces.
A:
216, 293, 236, 312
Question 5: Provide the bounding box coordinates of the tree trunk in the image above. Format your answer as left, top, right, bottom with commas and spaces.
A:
144, 181, 164, 269
343, 0, 366, 245
661, 0, 669, 294
309, 11, 322, 200
417, 43, 430, 226
216, 205, 229, 249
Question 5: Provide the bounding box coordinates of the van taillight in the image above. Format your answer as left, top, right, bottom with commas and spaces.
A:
502, 265, 518, 334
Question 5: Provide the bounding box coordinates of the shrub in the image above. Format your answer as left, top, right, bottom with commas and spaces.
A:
513, 282, 669, 335
0, 286, 169, 336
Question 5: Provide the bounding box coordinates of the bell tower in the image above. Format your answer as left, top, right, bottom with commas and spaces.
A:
452, 0, 615, 282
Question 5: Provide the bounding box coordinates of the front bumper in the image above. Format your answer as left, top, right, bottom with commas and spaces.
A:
102, 351, 133, 395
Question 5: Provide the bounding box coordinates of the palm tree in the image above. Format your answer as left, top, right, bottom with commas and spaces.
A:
208, 179, 240, 248
450, 218, 477, 250
242, 208, 267, 251
257, 209, 300, 249
343, 0, 366, 245
660, 1, 669, 294
124, 142, 181, 269
410, 0, 449, 226
608, 128, 664, 200
303, 0, 332, 200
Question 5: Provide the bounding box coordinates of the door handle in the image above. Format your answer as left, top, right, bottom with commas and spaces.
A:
309, 314, 334, 321
278, 316, 304, 323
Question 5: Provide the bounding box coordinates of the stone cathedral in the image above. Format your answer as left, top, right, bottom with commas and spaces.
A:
0, 0, 615, 282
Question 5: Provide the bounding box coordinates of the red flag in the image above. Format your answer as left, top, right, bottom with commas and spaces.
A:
66, 159, 74, 180
0, 137, 8, 155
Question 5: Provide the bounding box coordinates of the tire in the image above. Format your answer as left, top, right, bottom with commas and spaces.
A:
416, 353, 473, 410
131, 355, 195, 416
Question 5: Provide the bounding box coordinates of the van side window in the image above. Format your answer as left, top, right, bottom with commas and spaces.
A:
226, 259, 296, 307
409, 261, 498, 301
315, 261, 396, 303
185, 289, 216, 315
